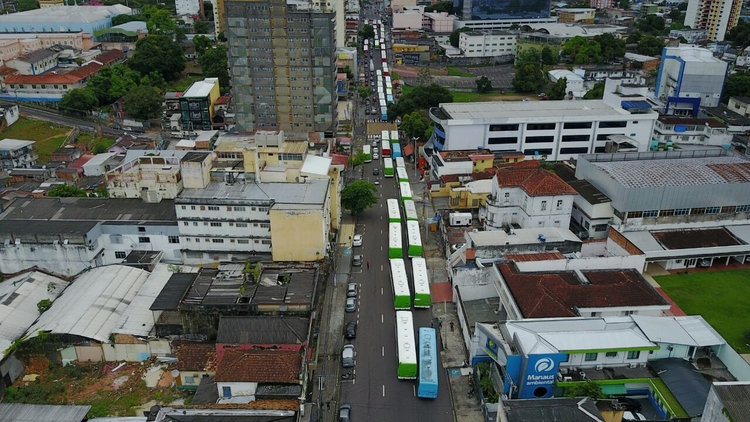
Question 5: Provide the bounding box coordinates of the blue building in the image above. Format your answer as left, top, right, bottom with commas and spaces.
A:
0, 5, 132, 41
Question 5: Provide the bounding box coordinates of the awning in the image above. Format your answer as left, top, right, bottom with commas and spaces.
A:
601, 384, 628, 396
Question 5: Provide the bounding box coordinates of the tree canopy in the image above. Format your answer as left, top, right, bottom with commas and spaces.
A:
86, 65, 140, 106
635, 14, 666, 35
359, 25, 375, 39
476, 76, 492, 93
401, 112, 430, 142
722, 72, 750, 103
193, 35, 213, 56
48, 185, 87, 198
726, 19, 750, 49
548, 77, 567, 100
199, 45, 230, 91
122, 84, 164, 120
541, 46, 558, 65
449, 27, 472, 48
592, 33, 626, 63
194, 20, 210, 34
128, 35, 186, 82
341, 181, 378, 217
636, 35, 665, 56
583, 81, 605, 99
563, 36, 601, 64
512, 49, 546, 93
59, 89, 99, 116
387, 84, 453, 120
424, 1, 452, 13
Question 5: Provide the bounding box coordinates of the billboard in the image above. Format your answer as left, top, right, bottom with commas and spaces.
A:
518, 353, 567, 399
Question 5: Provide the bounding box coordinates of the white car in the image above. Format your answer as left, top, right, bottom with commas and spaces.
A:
352, 234, 363, 247
373, 153, 379, 160
623, 411, 647, 421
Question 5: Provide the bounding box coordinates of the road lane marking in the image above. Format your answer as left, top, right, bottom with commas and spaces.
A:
380, 245, 383, 251
380, 264, 383, 271
381, 314, 384, 323
380, 229, 383, 235
413, 385, 416, 396
383, 385, 386, 397
381, 287, 383, 295
382, 346, 384, 356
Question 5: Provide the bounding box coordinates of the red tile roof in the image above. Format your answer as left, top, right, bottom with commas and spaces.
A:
495, 161, 576, 196
5, 50, 124, 85
330, 153, 349, 167
0, 66, 17, 77
173, 341, 217, 372
503, 252, 567, 262
214, 349, 302, 384
498, 262, 668, 318
69, 154, 95, 168
214, 94, 232, 105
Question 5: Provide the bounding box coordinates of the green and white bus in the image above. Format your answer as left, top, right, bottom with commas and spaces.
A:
381, 130, 391, 143
395, 310, 418, 379
411, 257, 431, 308
389, 222, 403, 258
396, 167, 409, 183
390, 130, 399, 145
362, 145, 372, 162
390, 258, 412, 310
384, 159, 394, 177
394, 157, 405, 169
403, 200, 418, 222
387, 198, 401, 223
399, 182, 412, 202
406, 220, 423, 257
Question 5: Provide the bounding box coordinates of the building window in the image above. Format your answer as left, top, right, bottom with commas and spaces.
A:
560, 147, 589, 154
115, 251, 127, 259
736, 205, 750, 213
259, 207, 269, 212
138, 226, 146, 232
138, 237, 151, 243
675, 208, 690, 216
584, 353, 598, 361
235, 206, 246, 212
236, 223, 248, 227
627, 211, 643, 219
208, 206, 220, 211
525, 136, 554, 143
488, 137, 517, 145
563, 122, 592, 129
642, 210, 658, 218
561, 134, 590, 142
527, 123, 556, 131
556, 200, 563, 210
599, 121, 628, 128
261, 240, 272, 245
489, 124, 519, 131
237, 239, 249, 244
168, 236, 179, 244
605, 352, 618, 358
627, 351, 640, 360
211, 238, 224, 243
110, 234, 123, 244
705, 207, 720, 214
210, 222, 222, 227
181, 206, 186, 210
541, 201, 547, 211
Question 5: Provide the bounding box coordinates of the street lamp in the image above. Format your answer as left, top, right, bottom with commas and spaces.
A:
412, 136, 419, 180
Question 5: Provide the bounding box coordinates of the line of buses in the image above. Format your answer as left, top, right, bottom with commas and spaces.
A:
378, 147, 438, 399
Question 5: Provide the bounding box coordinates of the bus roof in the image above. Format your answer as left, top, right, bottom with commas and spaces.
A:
412, 257, 430, 296
399, 182, 412, 198
387, 199, 400, 220
390, 259, 411, 298
419, 327, 438, 382
396, 310, 417, 363
381, 130, 390, 141
406, 220, 422, 246
404, 200, 418, 219
389, 223, 402, 249
384, 159, 394, 169
396, 167, 408, 181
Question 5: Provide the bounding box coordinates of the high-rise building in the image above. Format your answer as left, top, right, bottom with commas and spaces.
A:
211, 0, 226, 34
458, 0, 551, 21
684, 0, 742, 42
226, 0, 336, 134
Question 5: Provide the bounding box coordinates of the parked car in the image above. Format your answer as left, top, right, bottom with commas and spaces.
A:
622, 411, 646, 421
372, 168, 380, 175
339, 404, 352, 422
347, 283, 358, 298
373, 153, 379, 160
345, 321, 357, 339
610, 397, 642, 413
352, 254, 363, 266
352, 234, 363, 247
346, 296, 357, 312
342, 345, 355, 367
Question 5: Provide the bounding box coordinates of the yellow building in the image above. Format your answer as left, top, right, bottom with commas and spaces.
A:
300, 154, 343, 230
557, 8, 596, 24
430, 172, 495, 210
212, 131, 309, 183
269, 184, 332, 262
39, 0, 64, 7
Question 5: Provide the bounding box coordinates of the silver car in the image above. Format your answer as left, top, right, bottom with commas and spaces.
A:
346, 296, 356, 312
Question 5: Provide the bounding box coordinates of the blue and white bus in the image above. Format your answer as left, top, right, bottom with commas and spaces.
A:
417, 327, 438, 398
392, 143, 402, 158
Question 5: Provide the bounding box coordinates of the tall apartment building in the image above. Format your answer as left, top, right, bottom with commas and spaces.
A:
684, 0, 742, 42
226, 0, 336, 134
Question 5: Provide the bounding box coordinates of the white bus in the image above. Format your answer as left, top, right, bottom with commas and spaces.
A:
396, 167, 409, 183
390, 130, 399, 143
389, 222, 403, 258
395, 157, 406, 169
395, 310, 417, 379
412, 257, 431, 308
399, 182, 412, 202
390, 259, 411, 310
384, 158, 394, 177
381, 130, 391, 142
403, 199, 418, 221
406, 220, 423, 257
362, 145, 372, 163
387, 198, 401, 223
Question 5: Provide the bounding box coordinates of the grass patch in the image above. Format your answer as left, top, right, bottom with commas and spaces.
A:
655, 269, 750, 352
0, 118, 71, 162
169, 75, 203, 92
447, 67, 474, 77
650, 378, 689, 418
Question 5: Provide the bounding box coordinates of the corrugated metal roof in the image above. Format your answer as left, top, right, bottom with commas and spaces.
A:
149, 273, 197, 311
714, 382, 750, 421
0, 272, 68, 360
26, 265, 151, 343
651, 358, 711, 416
0, 403, 91, 422
112, 264, 197, 337
216, 316, 309, 345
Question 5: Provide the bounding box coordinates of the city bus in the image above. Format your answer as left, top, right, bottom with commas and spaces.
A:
362, 145, 372, 162
381, 50, 387, 62
381, 130, 390, 142
376, 69, 382, 79
381, 139, 392, 158
395, 310, 418, 379
396, 167, 409, 183
417, 327, 438, 398
399, 182, 412, 202
391, 130, 399, 144
387, 198, 401, 223
381, 107, 388, 121
406, 220, 423, 258
384, 158, 395, 177
392, 143, 402, 158
374, 39, 380, 50
395, 157, 406, 168
364, 44, 369, 55
390, 259, 412, 310
403, 199, 418, 222
412, 257, 431, 308
383, 63, 389, 76
388, 222, 403, 258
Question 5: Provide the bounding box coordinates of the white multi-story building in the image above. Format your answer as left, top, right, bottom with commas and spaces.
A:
684, 0, 741, 41
457, 30, 516, 58
480, 161, 577, 230
655, 46, 728, 111
0, 139, 37, 170
653, 116, 733, 148
392, 7, 424, 30
428, 100, 657, 161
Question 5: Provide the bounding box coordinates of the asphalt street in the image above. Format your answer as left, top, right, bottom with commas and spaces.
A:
0, 100, 124, 136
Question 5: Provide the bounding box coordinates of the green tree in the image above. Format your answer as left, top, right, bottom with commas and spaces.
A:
199, 45, 230, 91
424, 1, 452, 13
401, 112, 429, 142
618, 0, 629, 8
112, 14, 143, 26
449, 27, 472, 48
59, 89, 98, 115
387, 84, 452, 119
636, 14, 666, 35
593, 33, 626, 63
726, 19, 750, 49
144, 5, 178, 37
37, 299, 52, 313
512, 49, 546, 93
344, 65, 354, 80
564, 380, 605, 400
194, 20, 210, 34
16, 0, 39, 11
359, 24, 375, 38
722, 72, 750, 103
548, 77, 568, 100
193, 35, 213, 56
563, 36, 601, 64
95, 185, 109, 198
636, 35, 665, 56
48, 184, 87, 197
583, 81, 605, 99
627, 30, 643, 44
350, 151, 366, 168
122, 84, 163, 120
341, 180, 378, 217
476, 76, 492, 93
217, 31, 227, 42
357, 86, 372, 98
541, 46, 558, 65
128, 35, 186, 82
86, 64, 140, 106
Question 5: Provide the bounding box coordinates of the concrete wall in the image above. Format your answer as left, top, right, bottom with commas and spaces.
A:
102, 343, 151, 362
270, 207, 326, 261
0, 243, 100, 275
701, 384, 731, 422
514, 254, 646, 273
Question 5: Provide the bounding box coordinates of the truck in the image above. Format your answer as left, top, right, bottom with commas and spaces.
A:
449, 212, 472, 227
370, 59, 375, 72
